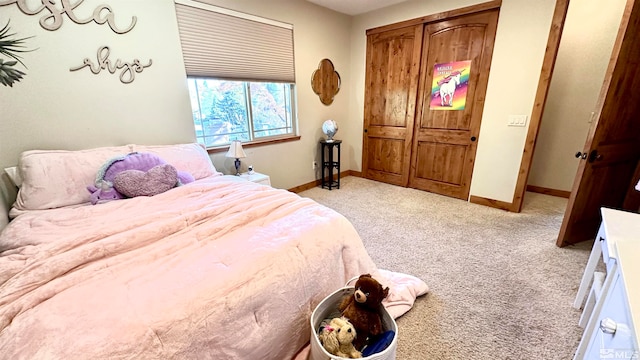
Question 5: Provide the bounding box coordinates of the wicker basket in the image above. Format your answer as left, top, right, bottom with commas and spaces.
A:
309, 285, 397, 360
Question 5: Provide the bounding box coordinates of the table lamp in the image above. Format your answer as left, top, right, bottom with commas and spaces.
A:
226, 140, 247, 176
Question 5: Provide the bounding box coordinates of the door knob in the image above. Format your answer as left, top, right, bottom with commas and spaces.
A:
364, 129, 368, 133
470, 136, 477, 142
575, 151, 587, 159
599, 318, 617, 334
589, 150, 602, 162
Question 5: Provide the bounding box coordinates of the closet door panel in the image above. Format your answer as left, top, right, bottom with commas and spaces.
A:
409, 9, 499, 199
363, 25, 423, 186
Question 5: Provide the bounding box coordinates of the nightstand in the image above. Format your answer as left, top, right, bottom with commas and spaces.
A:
239, 172, 271, 186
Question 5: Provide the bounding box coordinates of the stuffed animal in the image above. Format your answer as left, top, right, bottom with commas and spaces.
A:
113, 163, 178, 198
339, 274, 390, 350
87, 181, 125, 204
87, 152, 195, 204
318, 317, 362, 359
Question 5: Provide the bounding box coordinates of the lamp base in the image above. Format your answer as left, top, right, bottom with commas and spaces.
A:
234, 158, 241, 176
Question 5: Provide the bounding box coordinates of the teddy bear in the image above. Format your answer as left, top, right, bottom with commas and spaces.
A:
318, 317, 362, 359
339, 274, 390, 350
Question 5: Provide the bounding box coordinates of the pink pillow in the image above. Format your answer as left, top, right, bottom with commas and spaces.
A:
15, 146, 132, 211
133, 143, 220, 181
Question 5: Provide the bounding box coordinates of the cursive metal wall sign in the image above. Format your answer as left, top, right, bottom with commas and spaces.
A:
0, 0, 137, 34
70, 46, 152, 84
2, 1, 152, 84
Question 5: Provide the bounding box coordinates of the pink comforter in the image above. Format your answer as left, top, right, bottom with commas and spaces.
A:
0, 177, 425, 359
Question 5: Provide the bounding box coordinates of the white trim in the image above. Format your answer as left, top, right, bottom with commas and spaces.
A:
174, 0, 293, 29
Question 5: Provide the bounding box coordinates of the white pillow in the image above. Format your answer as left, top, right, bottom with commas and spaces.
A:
14, 143, 219, 211
4, 166, 22, 187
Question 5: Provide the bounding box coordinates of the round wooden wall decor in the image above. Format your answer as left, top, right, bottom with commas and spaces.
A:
311, 58, 341, 105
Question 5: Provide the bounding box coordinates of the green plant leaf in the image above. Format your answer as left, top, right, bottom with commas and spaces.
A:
0, 19, 35, 68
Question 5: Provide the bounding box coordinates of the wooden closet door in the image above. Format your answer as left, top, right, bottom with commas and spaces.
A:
409, 10, 499, 199
362, 25, 423, 186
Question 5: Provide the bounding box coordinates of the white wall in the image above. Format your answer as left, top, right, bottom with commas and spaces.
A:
0, 0, 352, 192
0, 0, 195, 159
348, 0, 557, 203
528, 0, 626, 192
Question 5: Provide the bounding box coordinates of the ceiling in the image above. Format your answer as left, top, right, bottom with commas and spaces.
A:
305, 0, 411, 16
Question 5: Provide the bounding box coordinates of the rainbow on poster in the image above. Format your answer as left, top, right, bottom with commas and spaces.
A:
430, 60, 472, 111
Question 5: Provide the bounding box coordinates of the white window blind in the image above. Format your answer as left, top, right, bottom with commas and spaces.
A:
174, 0, 295, 82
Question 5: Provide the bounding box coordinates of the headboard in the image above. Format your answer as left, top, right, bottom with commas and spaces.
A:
0, 173, 16, 231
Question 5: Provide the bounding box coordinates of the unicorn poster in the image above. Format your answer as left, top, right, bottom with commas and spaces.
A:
430, 60, 471, 111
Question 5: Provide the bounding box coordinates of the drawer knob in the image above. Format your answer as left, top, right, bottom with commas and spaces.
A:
599, 318, 618, 334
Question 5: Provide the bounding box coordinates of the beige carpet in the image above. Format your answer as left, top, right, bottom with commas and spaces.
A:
299, 176, 593, 360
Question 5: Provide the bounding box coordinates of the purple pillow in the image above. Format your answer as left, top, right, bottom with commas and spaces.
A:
113, 164, 178, 198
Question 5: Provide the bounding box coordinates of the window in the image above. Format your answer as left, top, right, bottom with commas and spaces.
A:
188, 78, 296, 147
174, 0, 297, 149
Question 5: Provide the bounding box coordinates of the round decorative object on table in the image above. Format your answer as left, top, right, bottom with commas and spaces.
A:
322, 119, 338, 142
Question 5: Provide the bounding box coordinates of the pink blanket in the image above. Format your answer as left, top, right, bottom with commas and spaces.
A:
0, 177, 426, 359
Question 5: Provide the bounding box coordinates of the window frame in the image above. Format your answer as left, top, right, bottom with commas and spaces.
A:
188, 77, 299, 151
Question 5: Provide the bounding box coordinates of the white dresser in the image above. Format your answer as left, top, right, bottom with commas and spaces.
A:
574, 208, 640, 359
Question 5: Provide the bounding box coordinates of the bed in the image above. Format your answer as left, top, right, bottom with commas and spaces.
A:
0, 143, 427, 359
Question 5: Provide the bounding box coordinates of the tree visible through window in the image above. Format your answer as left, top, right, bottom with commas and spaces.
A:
188, 78, 296, 148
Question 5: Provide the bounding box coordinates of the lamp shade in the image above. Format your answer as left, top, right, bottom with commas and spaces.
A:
226, 140, 247, 159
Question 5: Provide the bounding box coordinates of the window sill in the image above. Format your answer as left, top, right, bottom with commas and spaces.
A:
206, 135, 301, 154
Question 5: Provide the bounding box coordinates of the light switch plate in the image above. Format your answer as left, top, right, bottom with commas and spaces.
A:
508, 115, 528, 127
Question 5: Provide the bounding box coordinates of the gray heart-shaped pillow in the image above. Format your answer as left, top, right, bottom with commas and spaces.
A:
113, 164, 178, 198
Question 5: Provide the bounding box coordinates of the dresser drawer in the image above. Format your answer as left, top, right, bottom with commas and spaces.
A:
597, 223, 610, 266
584, 270, 637, 359
598, 222, 617, 274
